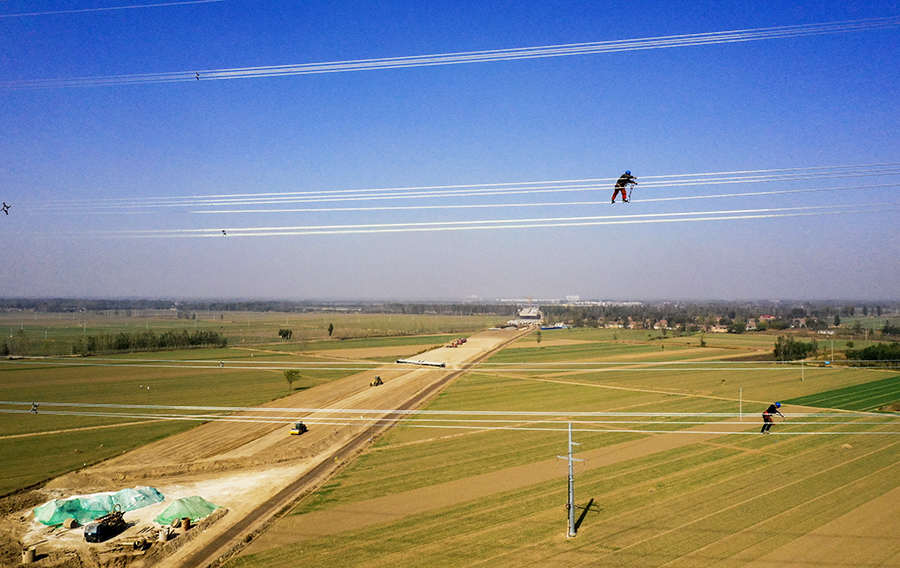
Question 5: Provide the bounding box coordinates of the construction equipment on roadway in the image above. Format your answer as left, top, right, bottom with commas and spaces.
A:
370, 376, 383, 387
290, 421, 308, 435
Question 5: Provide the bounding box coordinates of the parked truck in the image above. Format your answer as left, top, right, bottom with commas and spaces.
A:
84, 508, 127, 543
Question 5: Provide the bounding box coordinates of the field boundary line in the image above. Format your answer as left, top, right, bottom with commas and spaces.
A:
584, 437, 900, 567
511, 374, 772, 405
0, 419, 163, 440
469, 427, 856, 567
656, 450, 900, 567
698, 440, 785, 456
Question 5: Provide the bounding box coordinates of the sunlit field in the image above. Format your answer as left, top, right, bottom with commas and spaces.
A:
0, 312, 497, 495
0, 310, 503, 357
227, 328, 900, 568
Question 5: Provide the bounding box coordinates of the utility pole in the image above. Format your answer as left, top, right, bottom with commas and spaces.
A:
558, 423, 584, 538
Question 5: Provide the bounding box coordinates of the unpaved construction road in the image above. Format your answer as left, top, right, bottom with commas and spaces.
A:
16, 327, 529, 567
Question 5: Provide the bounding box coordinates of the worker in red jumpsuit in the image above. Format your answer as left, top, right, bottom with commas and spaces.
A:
761, 402, 784, 433
612, 171, 637, 203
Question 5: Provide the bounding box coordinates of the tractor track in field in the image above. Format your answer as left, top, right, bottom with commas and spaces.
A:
0, 419, 161, 440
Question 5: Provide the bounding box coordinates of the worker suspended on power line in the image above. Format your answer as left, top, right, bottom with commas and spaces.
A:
612, 171, 637, 203
761, 402, 784, 433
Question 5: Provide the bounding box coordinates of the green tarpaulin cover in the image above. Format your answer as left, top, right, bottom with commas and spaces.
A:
153, 495, 220, 525
34, 486, 164, 526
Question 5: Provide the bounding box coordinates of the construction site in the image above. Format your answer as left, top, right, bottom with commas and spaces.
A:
1, 328, 528, 567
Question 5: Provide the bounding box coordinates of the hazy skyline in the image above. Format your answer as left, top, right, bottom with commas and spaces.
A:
2, 1, 898, 301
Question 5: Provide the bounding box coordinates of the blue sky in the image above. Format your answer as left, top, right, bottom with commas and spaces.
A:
1, 1, 898, 301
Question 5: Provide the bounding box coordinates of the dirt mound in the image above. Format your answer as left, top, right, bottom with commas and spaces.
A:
0, 490, 46, 517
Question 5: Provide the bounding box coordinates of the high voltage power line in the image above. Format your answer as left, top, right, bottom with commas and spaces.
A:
0, 0, 223, 19
3, 402, 899, 436
15, 163, 900, 237
1, 400, 894, 418
3, 17, 899, 89
23, 163, 900, 212
78, 203, 900, 238
4, 356, 895, 371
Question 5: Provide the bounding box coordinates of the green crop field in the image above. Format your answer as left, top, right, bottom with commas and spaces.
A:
0, 313, 495, 496
786, 375, 900, 411
0, 311, 500, 357
227, 330, 900, 568
5, 317, 900, 566
0, 349, 294, 495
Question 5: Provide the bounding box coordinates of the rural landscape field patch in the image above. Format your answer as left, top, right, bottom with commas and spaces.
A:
227, 330, 900, 567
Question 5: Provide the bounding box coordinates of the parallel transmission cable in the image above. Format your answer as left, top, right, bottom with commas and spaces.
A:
25, 163, 900, 213
0, 0, 223, 19
185, 184, 897, 215
4, 401, 897, 419
4, 407, 899, 436
88, 202, 899, 238
4, 17, 900, 88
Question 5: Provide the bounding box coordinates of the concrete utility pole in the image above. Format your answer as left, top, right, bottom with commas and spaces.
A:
558, 423, 585, 538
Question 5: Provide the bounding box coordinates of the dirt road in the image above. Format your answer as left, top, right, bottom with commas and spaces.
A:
20, 327, 529, 567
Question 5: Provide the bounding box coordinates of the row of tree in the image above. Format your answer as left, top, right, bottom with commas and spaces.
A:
845, 342, 900, 364
72, 329, 227, 355
0, 298, 526, 316
882, 322, 900, 336
772, 335, 900, 364
773, 336, 818, 361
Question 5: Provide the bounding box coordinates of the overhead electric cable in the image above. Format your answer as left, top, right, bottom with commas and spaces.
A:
0, 0, 223, 18
82, 202, 899, 238
5, 359, 892, 372
186, 184, 895, 215
4, 407, 899, 436
2, 401, 894, 419
3, 357, 889, 371
25, 163, 900, 213
4, 17, 899, 88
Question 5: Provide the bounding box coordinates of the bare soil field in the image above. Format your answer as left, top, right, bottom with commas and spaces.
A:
305, 344, 432, 361
2, 328, 527, 567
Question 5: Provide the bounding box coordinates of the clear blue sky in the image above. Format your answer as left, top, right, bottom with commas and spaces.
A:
1, 1, 898, 301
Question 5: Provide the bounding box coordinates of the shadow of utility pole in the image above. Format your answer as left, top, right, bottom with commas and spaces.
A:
574, 497, 601, 532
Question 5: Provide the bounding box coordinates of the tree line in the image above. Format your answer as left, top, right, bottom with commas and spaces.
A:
845, 342, 900, 365
71, 329, 227, 355
773, 336, 818, 361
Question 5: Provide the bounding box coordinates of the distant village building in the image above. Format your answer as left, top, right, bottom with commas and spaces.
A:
506, 305, 543, 327
518, 306, 542, 320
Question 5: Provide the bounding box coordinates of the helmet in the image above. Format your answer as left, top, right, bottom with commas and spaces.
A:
775, 402, 781, 408
625, 170, 631, 175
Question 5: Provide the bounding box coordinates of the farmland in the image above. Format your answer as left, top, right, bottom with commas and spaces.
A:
3, 319, 900, 567
0, 310, 502, 356
228, 327, 900, 568
0, 311, 496, 496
